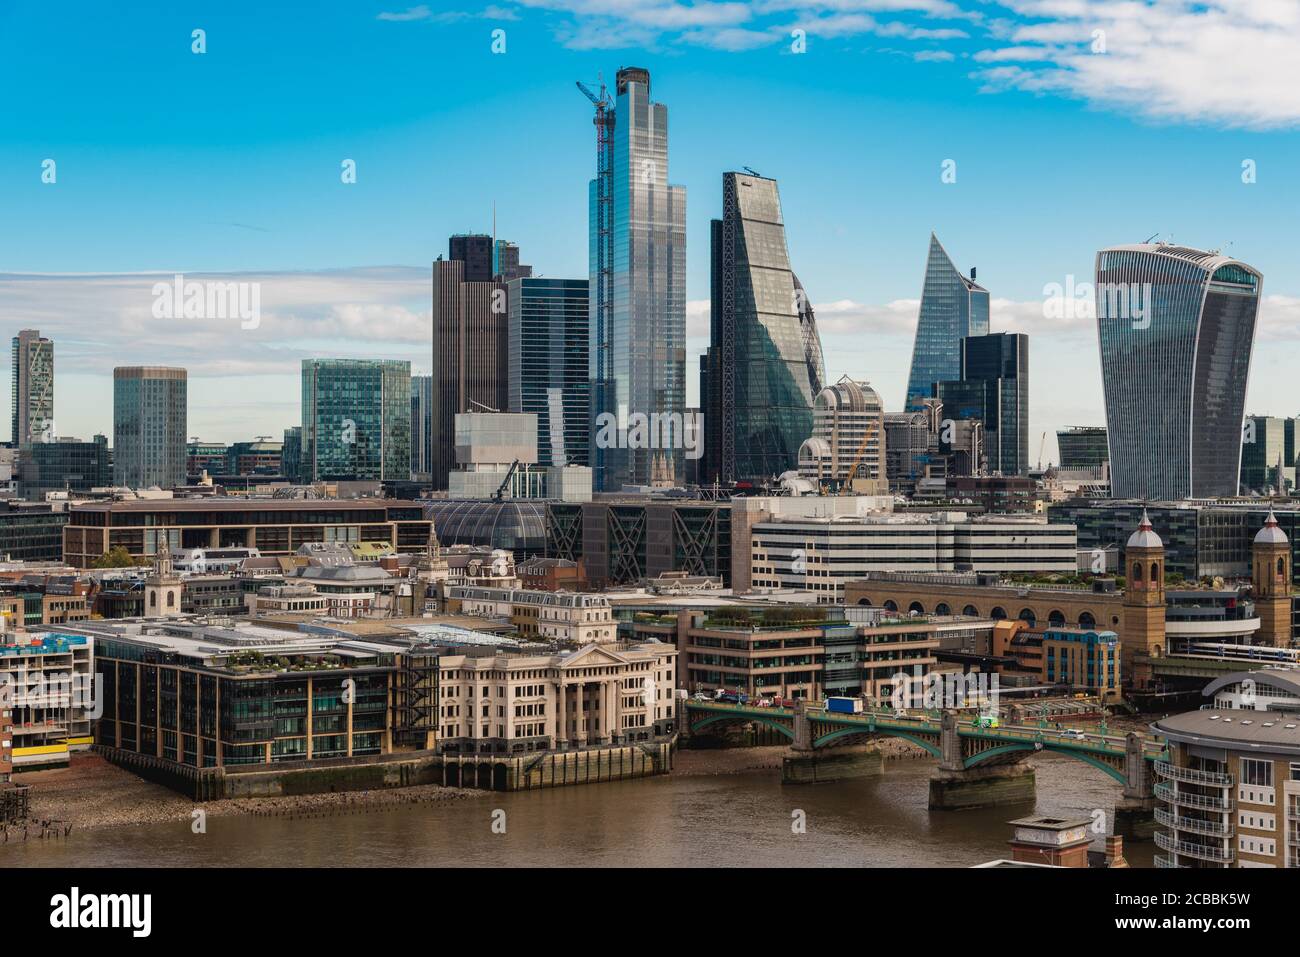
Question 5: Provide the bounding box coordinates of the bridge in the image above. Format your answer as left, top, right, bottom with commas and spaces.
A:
683, 699, 1164, 832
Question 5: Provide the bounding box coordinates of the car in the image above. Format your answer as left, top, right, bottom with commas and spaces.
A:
1061, 729, 1087, 740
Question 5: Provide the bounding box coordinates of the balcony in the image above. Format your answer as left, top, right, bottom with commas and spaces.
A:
1154, 760, 1232, 787
1155, 830, 1234, 864
1153, 853, 1180, 868
1155, 782, 1234, 811
1154, 807, 1232, 837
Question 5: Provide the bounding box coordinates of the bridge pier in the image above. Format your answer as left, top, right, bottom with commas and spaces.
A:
928, 710, 1035, 809
782, 746, 883, 785
1114, 732, 1156, 841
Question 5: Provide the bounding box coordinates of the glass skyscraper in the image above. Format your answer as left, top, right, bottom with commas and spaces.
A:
410, 374, 433, 481
936, 332, 1029, 476
1096, 243, 1261, 500
905, 234, 989, 411
589, 66, 687, 490
11, 329, 54, 446
301, 359, 411, 482
508, 278, 590, 467
113, 366, 187, 489
702, 171, 819, 483
1057, 426, 1109, 469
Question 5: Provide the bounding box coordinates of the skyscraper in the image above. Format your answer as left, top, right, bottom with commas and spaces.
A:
113, 367, 187, 489
410, 374, 433, 481
432, 257, 509, 489
587, 66, 687, 490
448, 234, 494, 282
301, 359, 411, 482
508, 277, 590, 467
936, 332, 1029, 476
1096, 243, 1261, 499
1057, 426, 1109, 470
702, 172, 819, 484
1240, 415, 1296, 494
11, 329, 54, 446
905, 234, 989, 411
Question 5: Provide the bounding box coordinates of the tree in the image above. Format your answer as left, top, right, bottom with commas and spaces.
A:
90, 546, 145, 569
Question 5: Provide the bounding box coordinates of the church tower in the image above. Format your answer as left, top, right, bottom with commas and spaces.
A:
145, 548, 183, 618
415, 518, 450, 613
1252, 509, 1291, 648
1122, 509, 1166, 687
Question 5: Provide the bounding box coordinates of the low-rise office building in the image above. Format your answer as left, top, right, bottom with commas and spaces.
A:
750, 513, 1076, 602
63, 498, 432, 568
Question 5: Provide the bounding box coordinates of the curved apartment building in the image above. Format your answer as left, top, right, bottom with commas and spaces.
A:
1095, 244, 1261, 500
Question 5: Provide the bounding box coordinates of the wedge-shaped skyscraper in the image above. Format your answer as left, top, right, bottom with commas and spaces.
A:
905, 234, 989, 411
701, 172, 821, 484
1095, 243, 1261, 500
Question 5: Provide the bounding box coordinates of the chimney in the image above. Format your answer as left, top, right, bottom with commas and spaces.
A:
1104, 834, 1128, 868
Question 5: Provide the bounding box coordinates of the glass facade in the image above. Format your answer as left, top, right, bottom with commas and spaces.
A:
1096, 245, 1261, 500
905, 234, 989, 411
590, 67, 687, 490
508, 278, 590, 467
936, 332, 1028, 476
1240, 415, 1296, 494
17, 434, 110, 499
705, 172, 818, 483
301, 359, 411, 481
410, 375, 433, 480
113, 366, 187, 489
1057, 426, 1109, 469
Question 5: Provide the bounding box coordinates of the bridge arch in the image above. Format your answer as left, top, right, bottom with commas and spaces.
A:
813, 725, 941, 757
963, 742, 1126, 783
690, 712, 795, 741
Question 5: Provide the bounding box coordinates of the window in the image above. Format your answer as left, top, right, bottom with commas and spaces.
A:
1241, 758, 1273, 787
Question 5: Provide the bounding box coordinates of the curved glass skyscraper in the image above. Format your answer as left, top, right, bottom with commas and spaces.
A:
702, 172, 820, 483
905, 233, 989, 411
1095, 243, 1261, 500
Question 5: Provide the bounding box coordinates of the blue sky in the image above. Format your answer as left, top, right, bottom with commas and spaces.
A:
2, 0, 1299, 457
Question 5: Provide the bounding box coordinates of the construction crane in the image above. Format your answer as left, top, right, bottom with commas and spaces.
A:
578, 76, 614, 486
468, 399, 499, 414
493, 459, 520, 503
839, 418, 882, 495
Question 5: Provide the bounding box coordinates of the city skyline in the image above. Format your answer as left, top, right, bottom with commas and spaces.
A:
4, 2, 1300, 459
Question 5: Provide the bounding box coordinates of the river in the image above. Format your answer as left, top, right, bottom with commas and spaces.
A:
0, 751, 1152, 868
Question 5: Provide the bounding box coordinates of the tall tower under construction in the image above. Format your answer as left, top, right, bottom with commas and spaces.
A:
580, 67, 687, 490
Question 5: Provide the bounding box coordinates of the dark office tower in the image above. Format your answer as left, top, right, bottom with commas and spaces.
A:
431, 258, 508, 489
1057, 426, 1109, 469
410, 375, 433, 481
905, 234, 989, 412
935, 333, 1028, 476
11, 329, 54, 446
702, 172, 818, 484
1096, 243, 1261, 499
793, 274, 825, 400
301, 359, 410, 481
587, 66, 687, 490
16, 433, 110, 500
113, 367, 187, 489
282, 426, 303, 483
448, 234, 494, 282
508, 278, 590, 467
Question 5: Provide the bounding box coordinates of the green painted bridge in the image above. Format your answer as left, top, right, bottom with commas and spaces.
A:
683, 699, 1166, 795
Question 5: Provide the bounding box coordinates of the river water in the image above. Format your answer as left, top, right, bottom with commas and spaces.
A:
0, 753, 1151, 868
